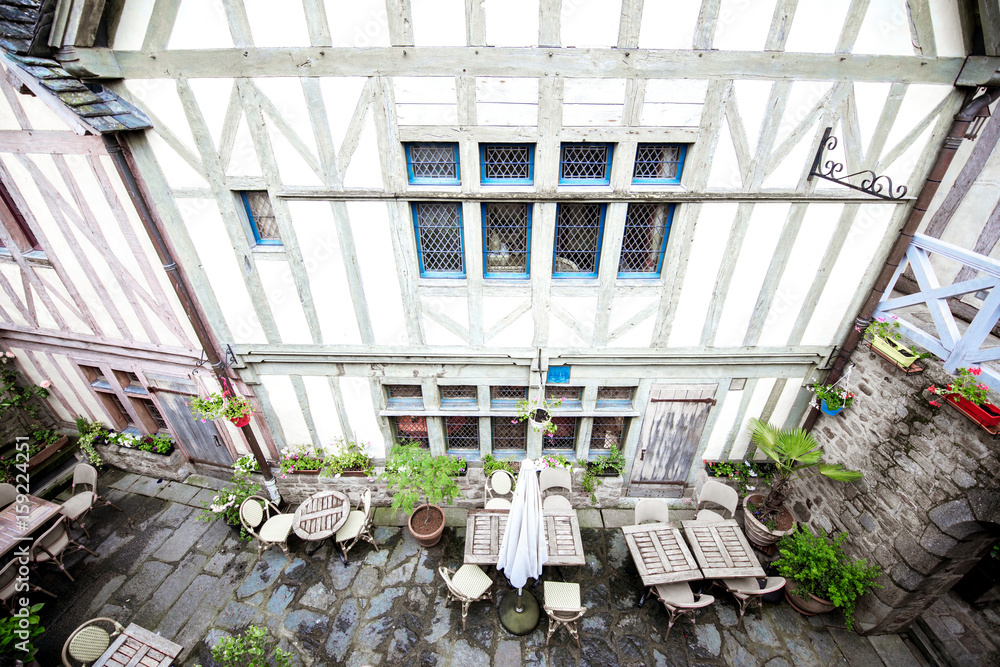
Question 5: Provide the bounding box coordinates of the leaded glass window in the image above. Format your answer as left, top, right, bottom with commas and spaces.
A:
597, 386, 633, 408
481, 144, 534, 184
386, 385, 424, 409
545, 386, 582, 409
618, 203, 674, 278
240, 191, 280, 246
559, 143, 612, 184
632, 143, 686, 184
446, 416, 479, 450
492, 417, 526, 450
393, 416, 429, 448
491, 386, 527, 408
412, 203, 465, 278
544, 417, 576, 451
405, 143, 460, 184
591, 416, 626, 452
441, 386, 478, 408
483, 202, 531, 278
554, 204, 605, 277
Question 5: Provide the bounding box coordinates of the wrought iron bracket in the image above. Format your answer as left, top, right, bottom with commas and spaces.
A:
807, 127, 908, 201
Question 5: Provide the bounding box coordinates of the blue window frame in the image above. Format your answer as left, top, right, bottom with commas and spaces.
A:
445, 416, 479, 451
405, 143, 461, 185
482, 202, 531, 279
596, 386, 633, 409
559, 143, 613, 185
240, 191, 281, 246
553, 203, 606, 278
412, 202, 465, 278
543, 417, 577, 452
632, 143, 687, 184
480, 144, 534, 185
441, 386, 478, 409
618, 203, 675, 278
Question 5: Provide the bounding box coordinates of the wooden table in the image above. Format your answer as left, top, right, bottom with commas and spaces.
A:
93, 623, 182, 667
681, 519, 766, 579
293, 490, 351, 560
464, 508, 585, 566
0, 495, 60, 558
622, 522, 702, 604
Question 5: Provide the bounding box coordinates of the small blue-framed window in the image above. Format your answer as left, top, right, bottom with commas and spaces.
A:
412, 202, 465, 278
480, 144, 534, 185
405, 143, 461, 185
240, 191, 281, 246
545, 386, 582, 409
553, 203, 606, 278
386, 385, 424, 409
492, 416, 527, 452
490, 385, 527, 408
547, 365, 571, 384
445, 416, 479, 452
590, 416, 626, 454
632, 143, 687, 184
441, 386, 478, 409
596, 386, 633, 409
543, 417, 577, 452
559, 143, 613, 185
483, 202, 531, 279
618, 203, 675, 278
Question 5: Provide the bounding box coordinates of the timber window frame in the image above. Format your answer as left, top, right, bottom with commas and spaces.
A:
392, 415, 430, 448
480, 144, 535, 185
618, 203, 675, 278
238, 191, 282, 247
405, 143, 461, 185
543, 417, 578, 454
482, 202, 531, 279
412, 202, 466, 278
440, 386, 478, 409
559, 143, 613, 185
491, 417, 527, 453
0, 181, 39, 253
632, 144, 687, 184
386, 385, 424, 409
445, 415, 479, 452
597, 386, 634, 409
589, 416, 627, 456
553, 203, 606, 278
79, 364, 172, 436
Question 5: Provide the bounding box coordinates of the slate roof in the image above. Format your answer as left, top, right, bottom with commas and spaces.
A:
4, 53, 152, 133
0, 0, 54, 57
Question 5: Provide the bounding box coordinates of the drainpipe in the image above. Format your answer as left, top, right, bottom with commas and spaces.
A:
102, 134, 281, 503
804, 87, 1000, 432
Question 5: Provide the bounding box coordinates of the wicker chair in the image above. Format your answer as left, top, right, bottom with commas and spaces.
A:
0, 558, 54, 613
0, 483, 15, 509
696, 481, 738, 521
718, 577, 786, 627
484, 469, 515, 509
539, 467, 572, 510
543, 581, 587, 649
334, 488, 379, 565
70, 464, 123, 512
652, 581, 715, 641
31, 516, 97, 582
439, 564, 494, 631
634, 498, 670, 524
62, 617, 124, 666
239, 496, 294, 560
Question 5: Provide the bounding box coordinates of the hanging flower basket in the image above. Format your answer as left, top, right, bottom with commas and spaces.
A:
528, 408, 550, 425
819, 399, 844, 416
188, 379, 254, 426
230, 415, 252, 428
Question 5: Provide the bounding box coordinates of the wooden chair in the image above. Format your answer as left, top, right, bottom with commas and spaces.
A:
484, 469, 515, 509
696, 481, 738, 521
634, 498, 670, 524
543, 581, 586, 649
439, 564, 494, 631
653, 582, 715, 641
0, 558, 54, 613
718, 577, 786, 627
539, 467, 572, 510
62, 617, 124, 666
334, 488, 379, 565
31, 517, 97, 582
239, 496, 294, 560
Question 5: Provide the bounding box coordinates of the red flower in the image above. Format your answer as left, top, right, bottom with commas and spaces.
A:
928, 384, 936, 393
929, 400, 941, 407
970, 367, 982, 376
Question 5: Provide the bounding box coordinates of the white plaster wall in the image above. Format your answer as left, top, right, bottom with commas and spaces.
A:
772, 378, 805, 430
256, 260, 312, 345
0, 82, 21, 130
707, 122, 742, 189
423, 295, 469, 331
10, 348, 71, 422
928, 0, 966, 57
411, 0, 466, 46
702, 388, 743, 460
349, 202, 408, 345
852, 0, 915, 56
853, 82, 893, 157
729, 378, 776, 459
550, 295, 597, 347
302, 376, 345, 446
423, 315, 468, 346
477, 78, 539, 126
33, 267, 91, 334
54, 353, 104, 419
342, 113, 383, 188
167, 0, 233, 50
715, 0, 777, 52
732, 80, 773, 155
560, 0, 622, 47
226, 118, 264, 179
486, 310, 534, 347
0, 265, 28, 326
784, 0, 852, 54
484, 0, 539, 47
394, 77, 458, 125
244, 0, 310, 47
563, 79, 625, 127
638, 0, 698, 49
265, 117, 324, 186
319, 78, 370, 150
111, 0, 154, 50
324, 0, 390, 47
339, 376, 385, 457
608, 295, 658, 333
261, 375, 312, 446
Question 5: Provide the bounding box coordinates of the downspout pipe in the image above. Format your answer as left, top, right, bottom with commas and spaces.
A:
803, 87, 1000, 432
102, 133, 281, 503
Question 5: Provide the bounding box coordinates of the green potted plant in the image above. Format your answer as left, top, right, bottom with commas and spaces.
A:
188, 389, 253, 427
380, 441, 463, 547
860, 315, 923, 369
743, 418, 863, 548
195, 625, 293, 667
928, 366, 1000, 428
0, 352, 48, 421
0, 602, 44, 667
74, 417, 108, 466
812, 383, 854, 416
321, 437, 375, 478
578, 444, 626, 503
198, 455, 262, 539
515, 396, 562, 434
773, 525, 881, 629
483, 454, 517, 476
703, 459, 776, 496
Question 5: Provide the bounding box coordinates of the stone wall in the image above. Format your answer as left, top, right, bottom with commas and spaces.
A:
787, 344, 1000, 634
96, 443, 192, 482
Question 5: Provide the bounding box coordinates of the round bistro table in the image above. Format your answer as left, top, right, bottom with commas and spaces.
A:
292, 489, 352, 561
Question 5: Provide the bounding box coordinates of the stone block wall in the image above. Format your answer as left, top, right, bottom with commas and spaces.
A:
96, 443, 192, 482
787, 345, 1000, 634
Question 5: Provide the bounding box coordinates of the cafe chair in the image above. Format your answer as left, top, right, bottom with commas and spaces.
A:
0, 558, 55, 613
31, 517, 97, 582
484, 469, 515, 509
719, 577, 787, 628
240, 496, 294, 560
62, 617, 125, 667
696, 481, 738, 521
439, 564, 494, 631
0, 483, 15, 509
653, 581, 715, 642
543, 581, 587, 649
72, 464, 123, 512
60, 490, 97, 539
335, 488, 379, 565
634, 498, 670, 524
539, 467, 572, 510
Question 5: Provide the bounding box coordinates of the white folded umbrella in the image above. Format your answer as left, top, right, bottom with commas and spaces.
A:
497, 457, 547, 607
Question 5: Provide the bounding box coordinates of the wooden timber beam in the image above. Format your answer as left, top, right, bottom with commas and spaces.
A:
58, 46, 964, 84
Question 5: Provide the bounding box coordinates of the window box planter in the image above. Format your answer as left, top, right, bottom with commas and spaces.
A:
870, 334, 919, 368
944, 393, 1000, 428
26, 434, 70, 469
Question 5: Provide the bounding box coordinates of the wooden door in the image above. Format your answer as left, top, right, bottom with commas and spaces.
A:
145, 373, 234, 467
628, 384, 717, 497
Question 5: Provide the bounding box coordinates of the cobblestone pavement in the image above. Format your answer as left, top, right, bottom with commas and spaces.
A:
35, 470, 924, 666
916, 590, 1000, 666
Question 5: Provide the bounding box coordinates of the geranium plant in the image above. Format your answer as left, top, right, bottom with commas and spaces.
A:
198, 455, 262, 539
75, 416, 109, 466
929, 367, 991, 406
812, 383, 855, 411
859, 315, 929, 358
188, 391, 253, 422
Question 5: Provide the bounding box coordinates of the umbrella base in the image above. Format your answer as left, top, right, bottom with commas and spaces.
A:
499, 589, 540, 635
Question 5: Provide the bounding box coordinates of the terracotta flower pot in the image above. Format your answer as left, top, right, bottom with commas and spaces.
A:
783, 579, 835, 615
408, 504, 446, 547
742, 494, 796, 548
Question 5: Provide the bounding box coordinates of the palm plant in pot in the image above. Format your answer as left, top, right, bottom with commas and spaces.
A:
743, 418, 863, 548
380, 440, 463, 547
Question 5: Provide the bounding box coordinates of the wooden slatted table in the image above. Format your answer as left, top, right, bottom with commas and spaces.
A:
622, 523, 702, 585
0, 495, 59, 558
93, 623, 183, 667
681, 519, 766, 579
464, 508, 585, 566
292, 490, 351, 541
